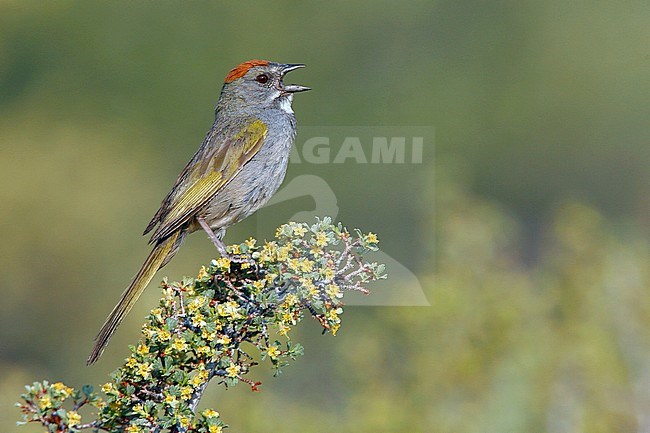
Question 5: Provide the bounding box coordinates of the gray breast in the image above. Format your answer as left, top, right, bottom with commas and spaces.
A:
200, 109, 296, 230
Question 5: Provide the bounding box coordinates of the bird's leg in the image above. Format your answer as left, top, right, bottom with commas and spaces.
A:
197, 217, 228, 257
197, 217, 254, 265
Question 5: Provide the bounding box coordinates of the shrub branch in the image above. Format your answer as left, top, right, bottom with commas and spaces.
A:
17, 217, 386, 433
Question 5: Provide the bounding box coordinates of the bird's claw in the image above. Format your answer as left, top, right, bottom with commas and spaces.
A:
223, 253, 257, 267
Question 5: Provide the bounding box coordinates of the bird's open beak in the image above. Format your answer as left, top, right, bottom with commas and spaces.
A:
280, 64, 311, 93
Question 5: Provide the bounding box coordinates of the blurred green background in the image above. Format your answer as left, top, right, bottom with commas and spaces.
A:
1, 1, 649, 432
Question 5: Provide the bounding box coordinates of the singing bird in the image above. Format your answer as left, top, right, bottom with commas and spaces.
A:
87, 60, 310, 364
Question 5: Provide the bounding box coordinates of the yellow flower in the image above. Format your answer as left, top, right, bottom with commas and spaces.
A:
136, 344, 149, 356
216, 335, 231, 345
322, 267, 335, 280
172, 338, 188, 352
326, 307, 343, 336
276, 245, 291, 261
217, 301, 242, 319
157, 328, 171, 341
315, 232, 328, 247
284, 293, 299, 306
196, 345, 213, 356
133, 404, 146, 415
267, 345, 280, 359
164, 393, 178, 407
191, 370, 209, 387
203, 409, 220, 418
245, 237, 257, 248
293, 225, 308, 236
252, 279, 265, 290
142, 325, 156, 339
67, 410, 81, 427
52, 382, 73, 398
38, 395, 52, 410
126, 425, 143, 433
180, 386, 193, 401
126, 356, 138, 368
191, 312, 206, 327
162, 288, 174, 301
197, 266, 209, 280
136, 362, 153, 380
225, 363, 241, 378
365, 232, 379, 244
326, 307, 342, 323
299, 277, 314, 290
101, 382, 114, 393
300, 258, 314, 272
179, 416, 191, 428
299, 278, 318, 297
215, 257, 231, 270
326, 283, 342, 299
288, 258, 300, 271
209, 425, 223, 433
188, 296, 207, 312
260, 241, 277, 262
184, 284, 196, 296
281, 311, 296, 325
201, 328, 217, 341
278, 323, 291, 336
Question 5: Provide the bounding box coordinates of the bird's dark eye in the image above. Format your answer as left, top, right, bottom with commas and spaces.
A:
255, 74, 269, 84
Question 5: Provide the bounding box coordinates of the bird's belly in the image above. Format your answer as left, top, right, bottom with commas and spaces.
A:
198, 152, 289, 230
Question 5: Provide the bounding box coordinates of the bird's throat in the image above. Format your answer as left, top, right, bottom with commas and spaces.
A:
278, 94, 294, 114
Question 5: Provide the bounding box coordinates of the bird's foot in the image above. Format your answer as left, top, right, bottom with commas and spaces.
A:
222, 251, 257, 266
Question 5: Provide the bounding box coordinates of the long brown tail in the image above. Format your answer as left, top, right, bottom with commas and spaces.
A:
87, 230, 184, 365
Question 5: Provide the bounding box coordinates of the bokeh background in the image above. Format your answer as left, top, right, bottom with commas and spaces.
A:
2, 1, 649, 432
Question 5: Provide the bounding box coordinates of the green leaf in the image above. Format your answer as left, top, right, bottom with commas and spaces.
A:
82, 384, 94, 396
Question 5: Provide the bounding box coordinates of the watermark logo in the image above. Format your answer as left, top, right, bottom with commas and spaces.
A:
291, 136, 423, 164
290, 126, 429, 165
256, 126, 433, 306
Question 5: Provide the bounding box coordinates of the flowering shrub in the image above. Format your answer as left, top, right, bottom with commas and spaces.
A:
18, 218, 385, 432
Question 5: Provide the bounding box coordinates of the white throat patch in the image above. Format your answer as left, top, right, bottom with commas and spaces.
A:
279, 94, 294, 114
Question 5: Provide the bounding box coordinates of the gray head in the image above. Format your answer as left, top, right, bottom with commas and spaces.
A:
217, 59, 310, 115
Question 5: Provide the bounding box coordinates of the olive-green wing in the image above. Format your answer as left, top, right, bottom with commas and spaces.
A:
147, 118, 268, 243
